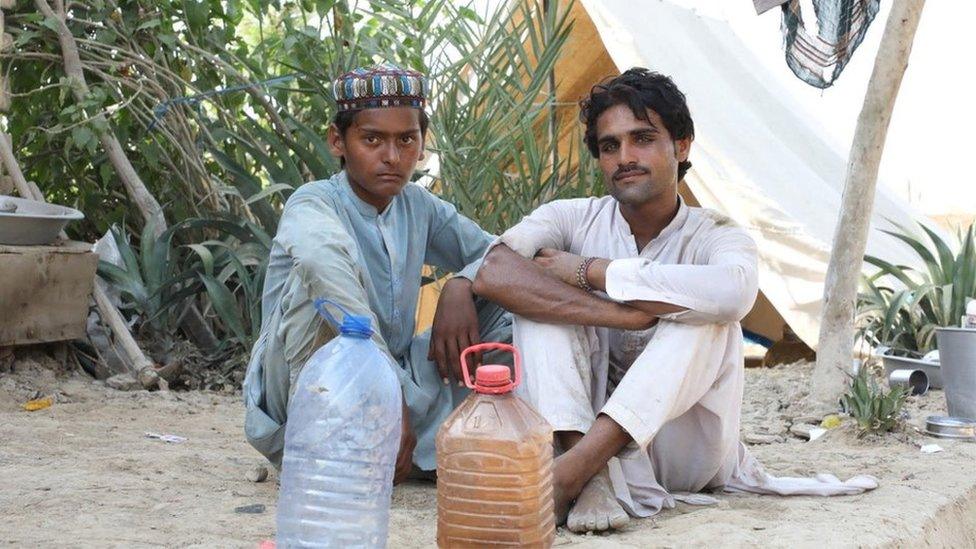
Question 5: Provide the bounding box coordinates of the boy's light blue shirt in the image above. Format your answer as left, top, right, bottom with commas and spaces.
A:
243, 171, 497, 468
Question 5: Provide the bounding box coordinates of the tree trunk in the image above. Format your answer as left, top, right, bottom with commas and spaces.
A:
809, 0, 925, 410
34, 0, 167, 237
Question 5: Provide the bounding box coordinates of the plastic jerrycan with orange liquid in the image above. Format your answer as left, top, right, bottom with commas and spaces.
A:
436, 342, 555, 548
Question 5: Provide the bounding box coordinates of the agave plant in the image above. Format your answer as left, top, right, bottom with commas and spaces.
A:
841, 362, 908, 436
95, 219, 191, 349
96, 208, 274, 351
857, 221, 976, 356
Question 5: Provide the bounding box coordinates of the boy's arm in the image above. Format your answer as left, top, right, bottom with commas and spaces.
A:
421, 193, 496, 381
278, 191, 416, 484
275, 192, 393, 367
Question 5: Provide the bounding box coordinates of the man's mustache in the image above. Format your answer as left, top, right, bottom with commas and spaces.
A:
613, 165, 650, 181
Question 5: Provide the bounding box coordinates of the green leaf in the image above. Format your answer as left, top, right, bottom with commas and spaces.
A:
71, 126, 95, 151
40, 16, 62, 33
200, 274, 249, 345
863, 255, 918, 289
880, 228, 944, 286
185, 0, 212, 33
137, 19, 162, 31
97, 261, 150, 311
919, 223, 955, 284
951, 227, 976, 322
185, 244, 215, 277
139, 218, 166, 292
245, 183, 294, 205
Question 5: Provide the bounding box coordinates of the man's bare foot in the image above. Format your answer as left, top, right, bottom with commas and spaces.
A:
566, 468, 629, 533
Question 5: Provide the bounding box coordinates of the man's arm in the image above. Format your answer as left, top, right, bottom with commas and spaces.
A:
473, 244, 656, 330
531, 226, 759, 325
599, 228, 759, 324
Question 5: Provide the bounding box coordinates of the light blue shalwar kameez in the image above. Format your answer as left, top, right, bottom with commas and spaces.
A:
243, 172, 511, 470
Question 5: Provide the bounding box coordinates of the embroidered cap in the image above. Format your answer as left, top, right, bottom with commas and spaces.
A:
332, 63, 429, 112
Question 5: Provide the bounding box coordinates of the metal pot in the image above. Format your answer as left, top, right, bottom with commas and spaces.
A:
935, 328, 976, 421
0, 195, 84, 246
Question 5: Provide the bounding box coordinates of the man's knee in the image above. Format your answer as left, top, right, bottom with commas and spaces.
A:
513, 316, 597, 369
512, 315, 590, 344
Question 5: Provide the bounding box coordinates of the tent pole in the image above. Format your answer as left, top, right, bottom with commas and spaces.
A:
809, 0, 925, 411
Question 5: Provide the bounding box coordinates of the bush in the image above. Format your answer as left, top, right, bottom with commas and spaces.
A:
57, 0, 601, 362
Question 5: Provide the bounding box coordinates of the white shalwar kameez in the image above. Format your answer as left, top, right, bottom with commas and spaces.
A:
496, 196, 877, 517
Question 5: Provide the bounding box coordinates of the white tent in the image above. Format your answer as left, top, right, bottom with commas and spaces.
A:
568, 0, 932, 348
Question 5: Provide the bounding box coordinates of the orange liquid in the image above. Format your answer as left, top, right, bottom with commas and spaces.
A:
436, 392, 555, 548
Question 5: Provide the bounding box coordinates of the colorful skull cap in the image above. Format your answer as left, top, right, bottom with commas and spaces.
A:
332, 63, 429, 112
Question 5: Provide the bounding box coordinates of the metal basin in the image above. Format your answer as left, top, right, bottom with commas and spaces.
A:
925, 415, 976, 440
0, 195, 84, 245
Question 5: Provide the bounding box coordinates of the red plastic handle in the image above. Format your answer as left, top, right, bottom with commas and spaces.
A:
460, 342, 521, 393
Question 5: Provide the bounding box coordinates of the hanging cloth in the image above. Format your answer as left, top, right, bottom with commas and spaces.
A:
775, 0, 882, 88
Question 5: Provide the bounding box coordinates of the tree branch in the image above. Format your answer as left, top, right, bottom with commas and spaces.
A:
35, 0, 167, 237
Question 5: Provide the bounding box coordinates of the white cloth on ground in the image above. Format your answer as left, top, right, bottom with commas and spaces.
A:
498, 196, 877, 517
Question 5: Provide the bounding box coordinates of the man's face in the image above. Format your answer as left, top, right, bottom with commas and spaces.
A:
328, 107, 425, 209
594, 103, 690, 207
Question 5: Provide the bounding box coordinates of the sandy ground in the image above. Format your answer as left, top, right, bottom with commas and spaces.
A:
2, 353, 975, 548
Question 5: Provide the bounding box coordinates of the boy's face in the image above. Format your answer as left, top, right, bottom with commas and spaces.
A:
328, 107, 425, 210
594, 103, 691, 207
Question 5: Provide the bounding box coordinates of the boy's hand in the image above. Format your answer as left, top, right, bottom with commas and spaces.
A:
428, 277, 481, 384
394, 400, 416, 485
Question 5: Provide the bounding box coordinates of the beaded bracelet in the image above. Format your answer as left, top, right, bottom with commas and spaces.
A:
576, 257, 596, 292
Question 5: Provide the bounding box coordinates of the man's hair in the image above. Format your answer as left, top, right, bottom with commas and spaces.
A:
332, 109, 429, 167
580, 68, 694, 181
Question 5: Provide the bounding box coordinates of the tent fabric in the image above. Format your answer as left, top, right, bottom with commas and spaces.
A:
578, 0, 929, 349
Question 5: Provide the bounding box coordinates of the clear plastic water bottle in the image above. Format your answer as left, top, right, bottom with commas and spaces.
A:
276, 299, 402, 548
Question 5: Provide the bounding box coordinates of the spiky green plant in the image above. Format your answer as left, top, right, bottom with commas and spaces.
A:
97, 210, 273, 351
840, 363, 908, 436
857, 221, 976, 356
96, 219, 187, 340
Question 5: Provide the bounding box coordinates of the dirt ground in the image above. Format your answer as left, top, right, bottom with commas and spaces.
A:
2, 353, 975, 548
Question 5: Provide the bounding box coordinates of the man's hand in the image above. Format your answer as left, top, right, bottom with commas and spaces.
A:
533, 248, 585, 287
394, 399, 416, 485
428, 277, 481, 384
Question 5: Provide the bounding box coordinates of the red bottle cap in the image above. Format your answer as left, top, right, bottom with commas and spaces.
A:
475, 365, 511, 389
462, 343, 521, 395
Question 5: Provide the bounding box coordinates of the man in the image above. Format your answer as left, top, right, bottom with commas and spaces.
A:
243, 64, 510, 482
474, 68, 875, 533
